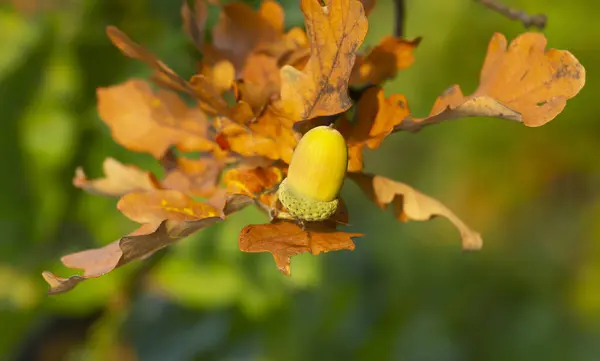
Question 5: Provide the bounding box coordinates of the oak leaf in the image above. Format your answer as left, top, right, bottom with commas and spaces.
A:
106, 26, 195, 96
239, 220, 362, 276
350, 36, 421, 86
397, 32, 585, 132
349, 173, 482, 250
339, 87, 410, 171
279, 0, 368, 121
222, 165, 286, 210
97, 79, 215, 159
214, 105, 299, 163
43, 192, 253, 294
73, 157, 159, 197
206, 0, 284, 73
161, 156, 225, 198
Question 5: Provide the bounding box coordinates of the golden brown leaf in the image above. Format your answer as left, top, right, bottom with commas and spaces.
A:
207, 0, 284, 73
344, 87, 410, 149
398, 32, 585, 132
161, 156, 224, 198
214, 105, 299, 163
106, 26, 195, 95
337, 87, 410, 171
117, 189, 220, 224
222, 165, 286, 209
279, 0, 368, 121
350, 36, 421, 86
97, 79, 215, 159
349, 173, 482, 250
43, 193, 253, 295
239, 220, 362, 276
73, 157, 159, 197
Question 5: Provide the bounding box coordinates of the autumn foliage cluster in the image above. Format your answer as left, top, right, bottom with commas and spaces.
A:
42, 0, 585, 294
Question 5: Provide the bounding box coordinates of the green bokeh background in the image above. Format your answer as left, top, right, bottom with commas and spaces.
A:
1, 0, 599, 360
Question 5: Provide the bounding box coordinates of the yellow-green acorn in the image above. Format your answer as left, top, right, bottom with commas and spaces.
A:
277, 125, 348, 222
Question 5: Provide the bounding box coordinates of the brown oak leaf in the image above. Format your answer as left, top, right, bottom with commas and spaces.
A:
349, 173, 482, 250
206, 0, 284, 74
279, 0, 368, 121
97, 79, 215, 159
239, 220, 362, 276
42, 192, 253, 295
397, 32, 585, 132
161, 156, 225, 198
73, 157, 159, 197
181, 0, 208, 52
214, 105, 299, 163
350, 36, 421, 86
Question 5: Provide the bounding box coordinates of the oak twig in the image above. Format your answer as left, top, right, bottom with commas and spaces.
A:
477, 0, 547, 29
393, 0, 405, 37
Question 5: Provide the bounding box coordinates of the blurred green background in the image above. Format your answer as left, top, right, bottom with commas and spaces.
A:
1, 0, 599, 360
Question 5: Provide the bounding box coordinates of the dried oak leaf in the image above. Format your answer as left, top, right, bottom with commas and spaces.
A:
206, 0, 284, 74
106, 26, 195, 96
339, 87, 410, 171
73, 157, 160, 197
42, 190, 253, 295
222, 165, 286, 210
214, 105, 299, 163
398, 32, 585, 132
349, 173, 482, 250
97, 79, 215, 159
106, 25, 230, 116
279, 0, 368, 121
350, 36, 421, 86
161, 156, 225, 198
239, 220, 362, 276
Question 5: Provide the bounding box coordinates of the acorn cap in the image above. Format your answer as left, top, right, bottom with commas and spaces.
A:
285, 125, 348, 202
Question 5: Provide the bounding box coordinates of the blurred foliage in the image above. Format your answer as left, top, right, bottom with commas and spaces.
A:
0, 0, 599, 360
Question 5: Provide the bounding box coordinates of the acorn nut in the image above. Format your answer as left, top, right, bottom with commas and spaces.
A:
277, 125, 348, 222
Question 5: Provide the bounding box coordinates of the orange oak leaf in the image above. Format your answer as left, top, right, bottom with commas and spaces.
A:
42, 193, 253, 295
239, 220, 362, 276
107, 25, 231, 116
397, 32, 585, 132
222, 165, 286, 209
73, 157, 160, 197
343, 87, 410, 144
349, 173, 482, 250
117, 189, 220, 223
161, 156, 225, 198
106, 26, 195, 96
279, 0, 368, 121
214, 105, 299, 163
97, 79, 215, 159
338, 87, 410, 171
350, 36, 421, 86
206, 0, 284, 74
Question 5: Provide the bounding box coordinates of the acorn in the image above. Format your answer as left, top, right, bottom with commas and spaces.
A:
277, 125, 348, 222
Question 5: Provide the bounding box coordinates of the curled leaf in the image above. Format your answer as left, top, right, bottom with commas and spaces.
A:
398, 32, 585, 132
350, 36, 421, 86
73, 157, 159, 197
239, 220, 362, 276
349, 173, 482, 250
43, 193, 252, 295
279, 0, 368, 121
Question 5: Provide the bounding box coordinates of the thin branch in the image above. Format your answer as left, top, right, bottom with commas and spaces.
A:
393, 0, 405, 37
477, 0, 547, 29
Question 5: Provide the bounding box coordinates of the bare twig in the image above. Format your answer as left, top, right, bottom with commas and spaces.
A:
393, 0, 405, 37
477, 0, 547, 29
